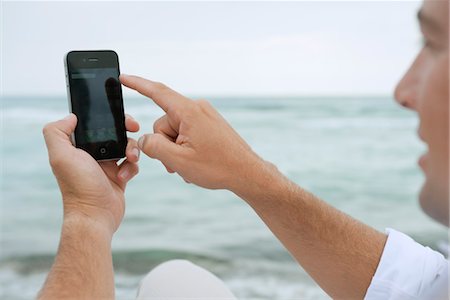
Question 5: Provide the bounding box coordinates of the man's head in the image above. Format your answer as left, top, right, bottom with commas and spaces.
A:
394, 0, 449, 226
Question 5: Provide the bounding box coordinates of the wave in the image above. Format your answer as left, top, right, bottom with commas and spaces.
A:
0, 248, 229, 275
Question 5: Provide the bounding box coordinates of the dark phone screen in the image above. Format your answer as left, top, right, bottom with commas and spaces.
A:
69, 68, 122, 145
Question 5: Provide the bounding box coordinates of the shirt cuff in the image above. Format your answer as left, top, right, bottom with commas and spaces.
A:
365, 228, 449, 300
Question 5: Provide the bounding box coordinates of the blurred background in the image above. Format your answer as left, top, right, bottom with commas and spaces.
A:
1, 1, 447, 299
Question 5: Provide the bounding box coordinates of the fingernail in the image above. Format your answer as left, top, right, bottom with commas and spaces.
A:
63, 114, 72, 120
132, 148, 140, 160
120, 169, 129, 180
138, 136, 145, 149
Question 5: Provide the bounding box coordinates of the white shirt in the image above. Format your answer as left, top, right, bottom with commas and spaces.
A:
365, 228, 449, 300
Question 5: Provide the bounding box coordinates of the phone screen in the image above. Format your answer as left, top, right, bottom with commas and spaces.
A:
66, 51, 127, 160
70, 68, 120, 144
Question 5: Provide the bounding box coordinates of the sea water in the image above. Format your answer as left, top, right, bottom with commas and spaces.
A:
1, 95, 447, 299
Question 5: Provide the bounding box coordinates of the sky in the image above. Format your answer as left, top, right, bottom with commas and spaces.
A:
2, 1, 422, 97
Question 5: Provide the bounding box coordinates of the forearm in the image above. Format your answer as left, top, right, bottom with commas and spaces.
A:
38, 213, 115, 300
233, 160, 387, 299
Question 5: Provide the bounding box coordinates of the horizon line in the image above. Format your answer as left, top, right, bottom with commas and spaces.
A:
1, 93, 394, 99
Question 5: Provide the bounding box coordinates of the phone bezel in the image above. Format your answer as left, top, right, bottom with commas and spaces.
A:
64, 50, 127, 161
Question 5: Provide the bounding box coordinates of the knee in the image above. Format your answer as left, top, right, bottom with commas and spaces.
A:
152, 259, 196, 274
136, 259, 236, 299
137, 260, 201, 297
146, 259, 200, 280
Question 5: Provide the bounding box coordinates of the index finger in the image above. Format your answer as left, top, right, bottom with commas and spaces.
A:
120, 74, 189, 112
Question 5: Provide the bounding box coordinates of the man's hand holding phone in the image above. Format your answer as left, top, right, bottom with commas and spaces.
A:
42, 113, 140, 236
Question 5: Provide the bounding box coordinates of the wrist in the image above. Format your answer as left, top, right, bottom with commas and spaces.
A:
230, 156, 290, 203
43, 210, 115, 300
62, 210, 115, 241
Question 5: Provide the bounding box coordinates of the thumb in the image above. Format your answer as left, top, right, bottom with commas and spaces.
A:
43, 113, 77, 152
138, 133, 184, 169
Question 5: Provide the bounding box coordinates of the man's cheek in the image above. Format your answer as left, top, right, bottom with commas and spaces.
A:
423, 56, 449, 137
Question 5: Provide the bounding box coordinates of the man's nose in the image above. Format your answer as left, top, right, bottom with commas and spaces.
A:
393, 53, 422, 111
394, 78, 417, 110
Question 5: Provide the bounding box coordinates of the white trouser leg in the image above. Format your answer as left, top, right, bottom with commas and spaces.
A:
136, 259, 237, 300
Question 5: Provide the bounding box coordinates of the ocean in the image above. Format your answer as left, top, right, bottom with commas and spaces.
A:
1, 95, 448, 299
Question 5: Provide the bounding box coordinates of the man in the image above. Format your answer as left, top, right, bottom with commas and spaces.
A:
38, 0, 448, 299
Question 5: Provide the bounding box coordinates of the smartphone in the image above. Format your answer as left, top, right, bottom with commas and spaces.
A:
64, 50, 127, 161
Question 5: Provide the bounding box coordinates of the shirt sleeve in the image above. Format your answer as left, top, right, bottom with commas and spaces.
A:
365, 228, 449, 300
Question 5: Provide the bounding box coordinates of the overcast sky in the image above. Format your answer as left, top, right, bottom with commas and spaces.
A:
2, 1, 422, 97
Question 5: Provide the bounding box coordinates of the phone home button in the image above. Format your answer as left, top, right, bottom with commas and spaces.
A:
99, 147, 107, 155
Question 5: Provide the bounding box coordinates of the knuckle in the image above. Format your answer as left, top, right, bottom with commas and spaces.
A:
196, 99, 210, 107
169, 106, 184, 121
195, 99, 213, 114
42, 123, 54, 136
177, 147, 192, 162
49, 155, 64, 169
153, 81, 168, 92
142, 81, 168, 99
153, 120, 160, 133
142, 135, 158, 157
